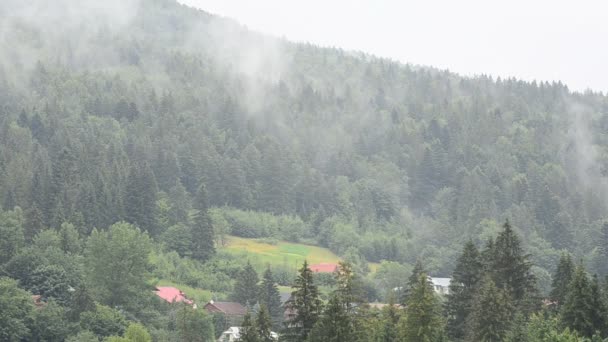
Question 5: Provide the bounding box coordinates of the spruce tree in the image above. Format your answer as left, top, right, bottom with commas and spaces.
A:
590, 274, 607, 336
283, 261, 322, 342
308, 294, 352, 342
489, 220, 537, 306
124, 162, 158, 235
256, 305, 274, 342
403, 273, 444, 342
401, 259, 426, 305
258, 267, 283, 329
549, 252, 574, 306
379, 294, 400, 342
334, 261, 363, 312
191, 183, 215, 262
466, 277, 513, 342
561, 264, 595, 338
239, 312, 260, 342
233, 261, 260, 306
596, 223, 608, 277
446, 240, 482, 340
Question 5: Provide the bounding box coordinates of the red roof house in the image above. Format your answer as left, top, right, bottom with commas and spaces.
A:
309, 263, 338, 273
155, 287, 193, 305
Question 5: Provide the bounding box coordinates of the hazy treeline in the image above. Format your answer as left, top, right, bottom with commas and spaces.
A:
1, 0, 608, 291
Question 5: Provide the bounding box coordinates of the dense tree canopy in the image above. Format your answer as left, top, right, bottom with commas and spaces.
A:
1, 0, 608, 340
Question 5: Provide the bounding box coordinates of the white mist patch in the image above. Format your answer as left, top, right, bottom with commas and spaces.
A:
566, 101, 608, 197
183, 15, 293, 113
0, 0, 141, 74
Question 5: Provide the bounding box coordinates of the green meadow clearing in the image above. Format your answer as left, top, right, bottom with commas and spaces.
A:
221, 236, 341, 270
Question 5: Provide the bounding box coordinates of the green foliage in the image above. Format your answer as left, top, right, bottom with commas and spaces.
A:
446, 240, 482, 340
85, 222, 152, 308
161, 223, 192, 257
232, 261, 260, 306
258, 267, 283, 329
191, 183, 215, 262
551, 253, 575, 306
124, 162, 158, 235
488, 220, 539, 310
0, 277, 34, 341
80, 303, 128, 338
466, 277, 513, 342
31, 300, 74, 342
0, 207, 25, 265
175, 303, 215, 342
283, 261, 323, 341
124, 323, 153, 342
308, 294, 352, 342
256, 305, 274, 342
402, 273, 445, 342
66, 330, 100, 342
334, 261, 365, 312
560, 264, 607, 338
239, 312, 260, 342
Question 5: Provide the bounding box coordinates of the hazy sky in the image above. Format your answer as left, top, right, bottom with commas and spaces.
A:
178, 0, 608, 94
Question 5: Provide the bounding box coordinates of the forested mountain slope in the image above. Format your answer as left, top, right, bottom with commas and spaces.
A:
1, 0, 608, 282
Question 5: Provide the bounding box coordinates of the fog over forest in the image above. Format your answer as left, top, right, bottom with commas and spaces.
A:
1, 0, 608, 341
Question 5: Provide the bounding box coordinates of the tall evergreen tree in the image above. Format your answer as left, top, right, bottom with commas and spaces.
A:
334, 261, 364, 313
489, 220, 537, 306
378, 294, 400, 342
232, 261, 260, 306
258, 267, 283, 329
446, 240, 483, 340
561, 264, 595, 338
239, 312, 260, 342
466, 277, 513, 342
590, 274, 607, 336
597, 223, 608, 277
549, 252, 574, 306
124, 162, 158, 235
256, 305, 274, 342
402, 273, 445, 342
401, 259, 426, 305
308, 294, 352, 342
283, 261, 323, 342
191, 183, 215, 262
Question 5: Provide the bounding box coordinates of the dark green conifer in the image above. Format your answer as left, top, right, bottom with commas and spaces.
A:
403, 273, 444, 342
489, 220, 537, 307
561, 264, 595, 337
446, 240, 482, 340
258, 267, 283, 329
590, 274, 607, 336
283, 261, 322, 342
124, 162, 158, 234
308, 294, 352, 342
400, 259, 426, 305
466, 277, 513, 342
256, 305, 274, 342
191, 183, 215, 262
239, 312, 260, 342
549, 252, 574, 306
232, 261, 260, 306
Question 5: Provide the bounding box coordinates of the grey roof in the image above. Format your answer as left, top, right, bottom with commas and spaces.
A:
431, 277, 451, 287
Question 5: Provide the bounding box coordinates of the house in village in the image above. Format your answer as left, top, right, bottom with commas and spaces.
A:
393, 276, 452, 296
309, 263, 338, 273
430, 277, 451, 295
204, 300, 248, 327
217, 326, 278, 342
154, 286, 195, 306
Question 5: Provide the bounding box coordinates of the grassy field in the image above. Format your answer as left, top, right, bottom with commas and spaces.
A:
222, 236, 341, 270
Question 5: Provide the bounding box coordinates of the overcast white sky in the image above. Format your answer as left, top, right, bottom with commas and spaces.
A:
178, 0, 608, 93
